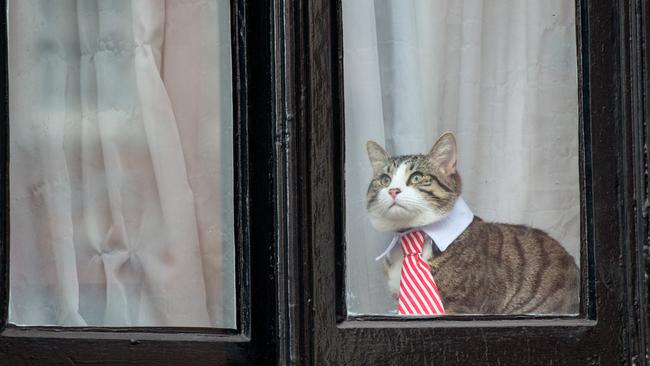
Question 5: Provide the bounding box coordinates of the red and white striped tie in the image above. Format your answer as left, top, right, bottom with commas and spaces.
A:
398, 231, 445, 315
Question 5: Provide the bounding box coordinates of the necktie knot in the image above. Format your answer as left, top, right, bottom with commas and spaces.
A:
400, 231, 425, 256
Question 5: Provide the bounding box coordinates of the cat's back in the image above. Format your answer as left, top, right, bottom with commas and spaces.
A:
489, 220, 579, 314
483, 219, 577, 272
433, 217, 579, 314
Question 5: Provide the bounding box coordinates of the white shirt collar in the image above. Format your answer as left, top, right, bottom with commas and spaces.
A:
375, 197, 474, 261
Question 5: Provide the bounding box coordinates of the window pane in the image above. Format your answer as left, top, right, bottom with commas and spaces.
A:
344, 0, 580, 316
8, 0, 236, 328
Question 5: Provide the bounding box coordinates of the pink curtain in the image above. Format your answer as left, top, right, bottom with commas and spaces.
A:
9, 0, 235, 327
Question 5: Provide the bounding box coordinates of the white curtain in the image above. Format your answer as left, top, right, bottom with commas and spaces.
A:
9, 0, 235, 328
344, 0, 579, 315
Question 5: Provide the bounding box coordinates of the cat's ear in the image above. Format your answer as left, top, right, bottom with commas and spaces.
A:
366, 141, 390, 174
428, 132, 457, 177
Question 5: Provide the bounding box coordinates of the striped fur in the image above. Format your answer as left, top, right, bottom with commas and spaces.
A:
366, 133, 579, 314
424, 217, 578, 314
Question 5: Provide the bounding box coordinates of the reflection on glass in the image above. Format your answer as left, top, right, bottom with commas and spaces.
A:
344, 0, 580, 316
9, 0, 235, 328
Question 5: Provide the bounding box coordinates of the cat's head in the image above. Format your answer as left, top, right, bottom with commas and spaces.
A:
366, 132, 461, 232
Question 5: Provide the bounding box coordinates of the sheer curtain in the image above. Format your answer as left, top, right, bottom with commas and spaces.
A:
344, 0, 579, 315
9, 0, 235, 327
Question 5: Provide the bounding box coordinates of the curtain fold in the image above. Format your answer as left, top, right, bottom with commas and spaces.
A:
9, 0, 234, 328
344, 0, 579, 315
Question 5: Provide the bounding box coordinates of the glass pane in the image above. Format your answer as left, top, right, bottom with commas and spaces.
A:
8, 0, 235, 328
344, 0, 580, 316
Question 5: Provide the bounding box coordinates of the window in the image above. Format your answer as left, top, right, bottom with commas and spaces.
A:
0, 0, 647, 364
0, 0, 278, 363
296, 0, 647, 364
8, 0, 236, 329
343, 0, 581, 317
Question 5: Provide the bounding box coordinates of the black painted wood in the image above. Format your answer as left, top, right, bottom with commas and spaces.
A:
629, 0, 650, 362
295, 0, 650, 364
269, 0, 312, 364
0, 0, 279, 364
0, 0, 8, 341
0, 0, 648, 364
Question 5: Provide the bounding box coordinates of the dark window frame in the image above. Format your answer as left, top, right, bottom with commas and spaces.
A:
0, 0, 282, 364
282, 0, 650, 363
0, 0, 647, 364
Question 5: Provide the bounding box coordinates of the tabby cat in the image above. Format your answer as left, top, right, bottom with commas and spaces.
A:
366, 132, 579, 314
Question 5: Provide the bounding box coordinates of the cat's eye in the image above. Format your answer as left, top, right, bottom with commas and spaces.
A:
379, 175, 391, 187
408, 173, 424, 185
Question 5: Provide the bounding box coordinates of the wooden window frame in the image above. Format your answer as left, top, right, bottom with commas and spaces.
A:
0, 0, 283, 364
0, 0, 648, 364
276, 0, 650, 363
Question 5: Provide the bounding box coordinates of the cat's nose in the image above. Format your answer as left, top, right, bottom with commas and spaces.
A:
388, 188, 401, 200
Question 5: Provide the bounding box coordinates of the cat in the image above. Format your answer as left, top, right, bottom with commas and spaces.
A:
366, 132, 579, 315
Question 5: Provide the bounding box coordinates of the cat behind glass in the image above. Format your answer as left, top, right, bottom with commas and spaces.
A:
366, 132, 579, 314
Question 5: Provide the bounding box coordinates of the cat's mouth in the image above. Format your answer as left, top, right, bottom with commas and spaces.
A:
387, 202, 409, 212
